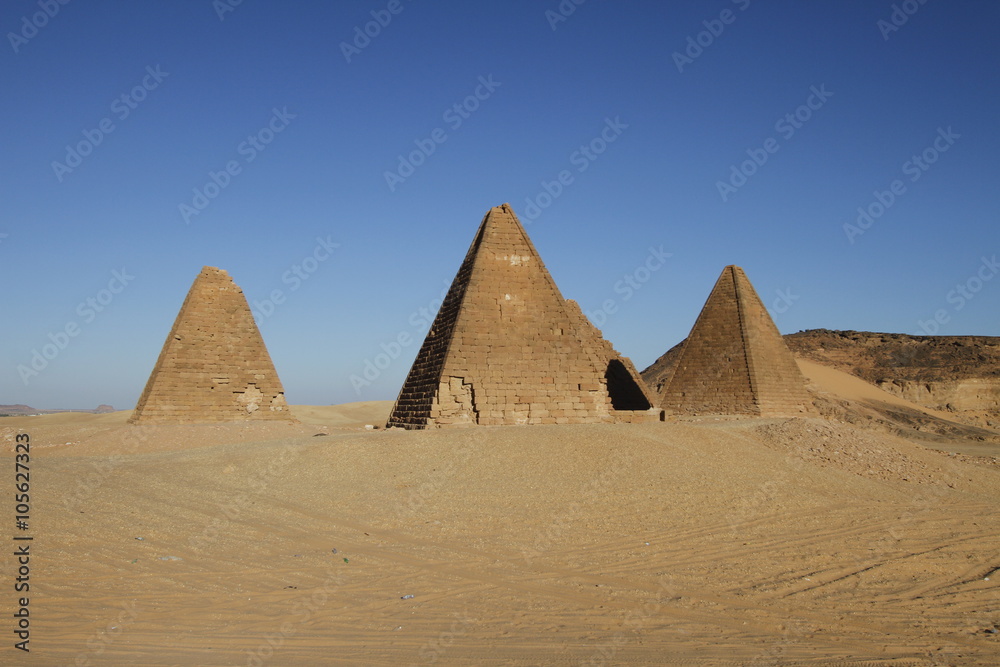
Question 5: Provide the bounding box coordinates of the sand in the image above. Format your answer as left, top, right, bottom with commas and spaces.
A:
797, 359, 957, 421
1, 375, 998, 665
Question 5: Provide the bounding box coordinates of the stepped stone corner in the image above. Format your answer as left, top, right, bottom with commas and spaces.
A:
129, 266, 295, 424
386, 203, 660, 429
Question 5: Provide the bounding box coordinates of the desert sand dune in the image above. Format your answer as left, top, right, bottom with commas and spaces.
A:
19, 410, 132, 426
797, 358, 954, 419
293, 401, 394, 427
797, 358, 1000, 457
2, 386, 998, 665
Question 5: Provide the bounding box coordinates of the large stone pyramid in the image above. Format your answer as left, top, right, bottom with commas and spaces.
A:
387, 204, 657, 429
129, 266, 294, 424
659, 265, 814, 416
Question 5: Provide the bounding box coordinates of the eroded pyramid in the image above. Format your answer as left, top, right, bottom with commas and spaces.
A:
659, 265, 814, 416
387, 204, 657, 429
129, 266, 294, 424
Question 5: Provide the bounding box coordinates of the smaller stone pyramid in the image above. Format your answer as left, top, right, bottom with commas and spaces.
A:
129, 266, 294, 424
659, 265, 814, 416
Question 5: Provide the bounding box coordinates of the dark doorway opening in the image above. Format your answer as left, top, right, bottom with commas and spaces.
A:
605, 359, 652, 410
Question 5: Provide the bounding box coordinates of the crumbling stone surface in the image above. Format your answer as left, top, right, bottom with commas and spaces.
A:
129, 266, 294, 424
659, 265, 814, 417
387, 204, 658, 429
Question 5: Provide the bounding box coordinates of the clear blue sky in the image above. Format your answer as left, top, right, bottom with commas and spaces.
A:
2, 0, 998, 409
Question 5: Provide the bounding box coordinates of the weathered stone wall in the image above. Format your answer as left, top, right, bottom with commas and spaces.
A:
386, 223, 480, 427
387, 204, 657, 429
738, 268, 816, 415
660, 265, 756, 414
660, 265, 813, 417
564, 299, 657, 413
129, 266, 294, 424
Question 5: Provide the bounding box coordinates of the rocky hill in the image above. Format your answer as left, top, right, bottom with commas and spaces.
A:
641, 329, 1000, 430
785, 330, 1000, 428
640, 343, 685, 396
783, 329, 1000, 382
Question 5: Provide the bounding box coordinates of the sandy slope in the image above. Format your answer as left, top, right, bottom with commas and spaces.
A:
1, 402, 394, 458
293, 401, 393, 427
797, 358, 1000, 458
797, 359, 955, 420
1, 395, 998, 665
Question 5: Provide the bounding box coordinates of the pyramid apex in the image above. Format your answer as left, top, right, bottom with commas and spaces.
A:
477, 203, 531, 239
